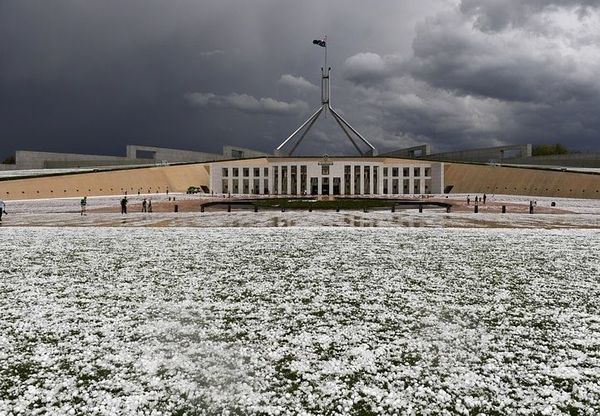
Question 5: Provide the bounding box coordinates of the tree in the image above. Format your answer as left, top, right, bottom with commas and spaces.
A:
532, 144, 569, 156
2, 154, 15, 164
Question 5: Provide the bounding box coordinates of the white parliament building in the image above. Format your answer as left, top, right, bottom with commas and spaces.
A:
209, 157, 444, 196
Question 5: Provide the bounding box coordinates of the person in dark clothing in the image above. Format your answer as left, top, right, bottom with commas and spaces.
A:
80, 196, 87, 216
142, 198, 147, 213
0, 200, 7, 221
483, 194, 487, 204
120, 197, 128, 214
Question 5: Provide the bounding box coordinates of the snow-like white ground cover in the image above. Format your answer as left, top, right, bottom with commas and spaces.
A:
1, 227, 599, 415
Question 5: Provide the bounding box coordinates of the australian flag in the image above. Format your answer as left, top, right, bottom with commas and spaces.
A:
312, 38, 327, 48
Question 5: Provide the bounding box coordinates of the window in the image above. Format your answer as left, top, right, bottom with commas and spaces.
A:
403, 168, 410, 177
273, 167, 279, 194
243, 168, 249, 177
414, 179, 421, 193
264, 167, 269, 176
354, 166, 361, 194
253, 178, 260, 194
424, 167, 431, 177
222, 168, 228, 177
414, 167, 421, 177
232, 168, 239, 177
322, 165, 330, 175
383, 167, 388, 176
300, 166, 307, 194
392, 167, 399, 177
281, 166, 288, 194
254, 168, 260, 177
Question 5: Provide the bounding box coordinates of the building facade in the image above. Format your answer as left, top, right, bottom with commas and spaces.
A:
209, 157, 444, 196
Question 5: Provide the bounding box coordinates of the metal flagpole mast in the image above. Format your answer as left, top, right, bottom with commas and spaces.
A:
324, 35, 327, 77
274, 35, 377, 156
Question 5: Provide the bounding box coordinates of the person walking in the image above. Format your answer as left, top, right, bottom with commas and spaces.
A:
120, 197, 128, 214
80, 196, 87, 216
0, 200, 7, 222
148, 199, 153, 213
466, 195, 470, 205
483, 194, 487, 204
142, 198, 147, 213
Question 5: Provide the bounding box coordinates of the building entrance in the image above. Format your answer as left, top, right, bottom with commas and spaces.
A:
310, 178, 318, 195
333, 177, 341, 195
321, 177, 330, 195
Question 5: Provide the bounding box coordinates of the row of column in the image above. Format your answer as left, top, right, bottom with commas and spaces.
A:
220, 165, 429, 195
273, 165, 383, 196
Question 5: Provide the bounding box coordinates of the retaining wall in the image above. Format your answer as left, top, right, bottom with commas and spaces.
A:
445, 163, 600, 199
0, 164, 210, 200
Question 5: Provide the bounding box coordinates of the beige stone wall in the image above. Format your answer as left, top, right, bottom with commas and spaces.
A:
445, 163, 600, 199
0, 164, 209, 200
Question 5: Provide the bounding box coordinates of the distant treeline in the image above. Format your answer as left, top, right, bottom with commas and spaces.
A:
2, 154, 15, 164
532, 144, 570, 156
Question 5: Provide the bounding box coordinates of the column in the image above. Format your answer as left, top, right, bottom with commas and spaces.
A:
277, 165, 282, 195
350, 165, 355, 195
318, 177, 322, 195
286, 166, 292, 196
360, 166, 365, 195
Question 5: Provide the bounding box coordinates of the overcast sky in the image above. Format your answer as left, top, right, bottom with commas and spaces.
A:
1, 0, 599, 158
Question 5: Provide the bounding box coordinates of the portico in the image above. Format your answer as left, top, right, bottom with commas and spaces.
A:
209, 157, 444, 196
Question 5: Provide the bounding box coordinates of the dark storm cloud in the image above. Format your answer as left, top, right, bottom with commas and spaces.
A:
341, 0, 600, 151
0, 0, 444, 157
460, 0, 600, 32
409, 14, 597, 103
1, 0, 599, 158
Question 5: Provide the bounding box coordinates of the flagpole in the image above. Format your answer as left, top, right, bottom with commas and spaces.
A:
324, 35, 327, 74
324, 35, 328, 116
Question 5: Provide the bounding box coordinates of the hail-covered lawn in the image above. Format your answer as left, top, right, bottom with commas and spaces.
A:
1, 227, 600, 415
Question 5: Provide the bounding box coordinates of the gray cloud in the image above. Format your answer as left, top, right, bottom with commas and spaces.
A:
460, 0, 600, 32
199, 50, 226, 59
277, 74, 318, 93
185, 92, 308, 116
